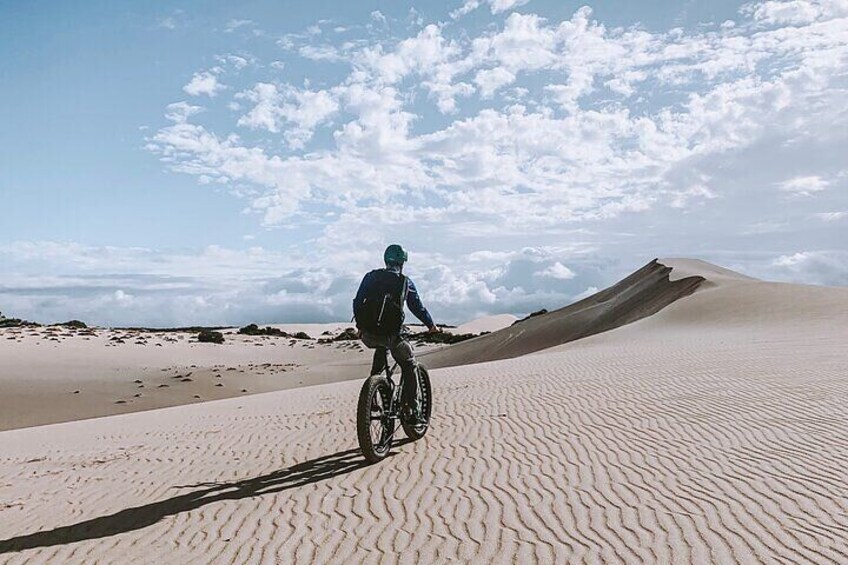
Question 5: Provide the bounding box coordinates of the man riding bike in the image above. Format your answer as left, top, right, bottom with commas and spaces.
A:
353, 244, 439, 426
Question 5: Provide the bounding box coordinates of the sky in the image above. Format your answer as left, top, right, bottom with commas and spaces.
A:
1, 0, 846, 327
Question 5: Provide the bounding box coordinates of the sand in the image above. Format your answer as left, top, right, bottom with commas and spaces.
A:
1, 259, 846, 563
0, 325, 375, 432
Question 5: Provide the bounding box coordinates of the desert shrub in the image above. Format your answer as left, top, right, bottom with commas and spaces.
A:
197, 330, 225, 344
412, 331, 483, 345
238, 324, 288, 337
512, 309, 548, 325
333, 327, 359, 341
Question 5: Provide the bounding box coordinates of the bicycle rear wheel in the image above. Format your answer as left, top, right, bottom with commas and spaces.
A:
357, 374, 395, 463
401, 365, 432, 441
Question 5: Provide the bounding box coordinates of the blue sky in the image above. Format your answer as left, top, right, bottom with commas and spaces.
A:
1, 0, 846, 326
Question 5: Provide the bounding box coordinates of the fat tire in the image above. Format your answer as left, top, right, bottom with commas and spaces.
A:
357, 374, 394, 464
401, 365, 432, 441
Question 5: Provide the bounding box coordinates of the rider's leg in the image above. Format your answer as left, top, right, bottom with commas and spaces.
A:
388, 337, 417, 409
370, 347, 387, 375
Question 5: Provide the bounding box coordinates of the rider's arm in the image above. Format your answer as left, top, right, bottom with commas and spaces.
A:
405, 277, 436, 330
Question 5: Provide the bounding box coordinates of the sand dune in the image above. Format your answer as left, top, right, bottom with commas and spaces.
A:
1, 259, 846, 563
422, 258, 705, 369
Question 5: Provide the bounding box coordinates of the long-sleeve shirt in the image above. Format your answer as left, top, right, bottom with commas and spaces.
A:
353, 267, 435, 329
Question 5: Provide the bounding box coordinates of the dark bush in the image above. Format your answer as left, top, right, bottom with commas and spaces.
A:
61, 320, 88, 329
197, 330, 225, 344
333, 327, 359, 341
237, 324, 288, 337
512, 309, 548, 325
292, 332, 312, 340
412, 331, 482, 345
0, 317, 40, 328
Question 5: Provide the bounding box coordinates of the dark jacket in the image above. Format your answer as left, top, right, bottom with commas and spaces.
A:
353, 266, 434, 330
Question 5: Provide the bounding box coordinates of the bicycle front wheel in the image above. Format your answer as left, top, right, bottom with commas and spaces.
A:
357, 374, 395, 463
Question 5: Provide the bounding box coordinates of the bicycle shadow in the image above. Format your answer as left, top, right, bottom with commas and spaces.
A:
0, 440, 412, 554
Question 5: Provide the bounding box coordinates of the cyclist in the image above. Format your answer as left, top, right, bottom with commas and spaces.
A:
353, 244, 439, 425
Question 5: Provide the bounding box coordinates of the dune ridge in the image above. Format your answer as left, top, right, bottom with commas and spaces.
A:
423, 258, 705, 369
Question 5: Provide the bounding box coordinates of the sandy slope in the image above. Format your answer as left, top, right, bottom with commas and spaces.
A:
422, 259, 704, 369
1, 261, 847, 563
0, 325, 373, 432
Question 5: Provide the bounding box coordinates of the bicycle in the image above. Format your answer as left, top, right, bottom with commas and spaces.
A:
356, 346, 432, 463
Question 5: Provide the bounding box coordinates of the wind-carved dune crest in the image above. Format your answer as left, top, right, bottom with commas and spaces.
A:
423, 258, 708, 369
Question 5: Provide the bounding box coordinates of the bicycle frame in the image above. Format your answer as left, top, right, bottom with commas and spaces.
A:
383, 350, 405, 405
375, 348, 406, 446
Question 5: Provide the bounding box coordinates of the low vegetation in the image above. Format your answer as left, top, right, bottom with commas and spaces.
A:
197, 330, 225, 344
237, 324, 287, 337
512, 309, 548, 325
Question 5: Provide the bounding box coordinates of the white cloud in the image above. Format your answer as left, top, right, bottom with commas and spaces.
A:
814, 211, 847, 222
573, 286, 599, 301
474, 67, 515, 97
779, 175, 830, 196
537, 262, 577, 280
183, 71, 225, 97
743, 0, 848, 25
216, 54, 251, 70
451, 0, 530, 18
164, 102, 204, 123
225, 19, 254, 33
771, 250, 848, 286
139, 1, 848, 321
489, 0, 531, 14
236, 83, 339, 147
0, 241, 608, 326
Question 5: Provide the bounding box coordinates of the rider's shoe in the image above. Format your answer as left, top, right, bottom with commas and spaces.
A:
402, 402, 426, 427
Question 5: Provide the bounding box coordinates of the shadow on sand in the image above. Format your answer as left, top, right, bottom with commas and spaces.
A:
0, 441, 411, 553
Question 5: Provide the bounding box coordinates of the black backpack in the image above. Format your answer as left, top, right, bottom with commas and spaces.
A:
354, 269, 407, 336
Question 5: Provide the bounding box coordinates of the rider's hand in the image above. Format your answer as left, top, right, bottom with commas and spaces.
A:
428, 325, 442, 334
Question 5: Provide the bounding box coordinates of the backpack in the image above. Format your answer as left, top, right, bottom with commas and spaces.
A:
354, 269, 408, 336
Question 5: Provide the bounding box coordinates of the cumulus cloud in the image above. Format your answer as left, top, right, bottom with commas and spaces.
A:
0, 241, 614, 326
814, 211, 847, 222
451, 0, 531, 18
779, 175, 830, 196
489, 0, 532, 15
164, 102, 204, 123
225, 19, 254, 33
119, 2, 848, 323
236, 83, 339, 147
183, 70, 225, 97
152, 2, 848, 236
771, 250, 848, 286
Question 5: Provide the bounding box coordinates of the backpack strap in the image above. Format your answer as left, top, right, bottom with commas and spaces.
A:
398, 273, 408, 308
